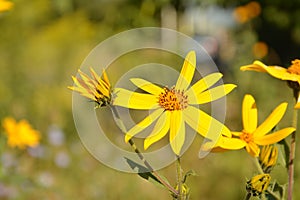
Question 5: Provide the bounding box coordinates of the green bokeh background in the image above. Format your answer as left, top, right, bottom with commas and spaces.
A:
0, 0, 299, 199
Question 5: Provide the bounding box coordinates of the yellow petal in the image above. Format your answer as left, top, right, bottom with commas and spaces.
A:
113, 88, 159, 109
144, 111, 170, 149
183, 106, 232, 139
175, 51, 196, 91
241, 61, 300, 83
78, 70, 97, 89
169, 110, 185, 155
254, 102, 288, 137
240, 60, 269, 72
255, 127, 295, 145
245, 142, 260, 157
190, 84, 236, 105
125, 108, 164, 142
217, 136, 246, 149
186, 72, 223, 100
130, 78, 164, 95
89, 68, 101, 84
232, 131, 242, 137
102, 69, 111, 88
201, 136, 246, 151
242, 94, 257, 133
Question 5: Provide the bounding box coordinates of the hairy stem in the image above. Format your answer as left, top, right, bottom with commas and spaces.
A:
288, 108, 298, 200
110, 106, 178, 196
176, 157, 183, 200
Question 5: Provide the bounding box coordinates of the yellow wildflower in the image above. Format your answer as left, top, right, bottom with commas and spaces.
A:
246, 174, 271, 197
2, 117, 40, 149
68, 68, 111, 107
241, 59, 300, 108
113, 51, 236, 155
0, 0, 13, 12
259, 145, 278, 173
205, 94, 295, 157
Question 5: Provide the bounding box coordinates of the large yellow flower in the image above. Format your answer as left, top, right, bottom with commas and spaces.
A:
113, 51, 236, 155
205, 94, 295, 157
2, 117, 40, 149
68, 68, 111, 107
241, 59, 300, 108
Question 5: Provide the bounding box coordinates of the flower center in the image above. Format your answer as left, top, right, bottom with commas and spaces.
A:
158, 87, 188, 111
287, 59, 300, 75
240, 131, 253, 143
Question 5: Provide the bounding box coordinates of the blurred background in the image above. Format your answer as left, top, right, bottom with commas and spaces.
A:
0, 0, 300, 199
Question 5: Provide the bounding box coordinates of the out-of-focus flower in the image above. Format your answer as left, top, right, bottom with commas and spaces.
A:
113, 51, 236, 155
68, 68, 111, 107
241, 59, 300, 109
48, 125, 65, 146
233, 1, 261, 24
252, 42, 268, 59
246, 174, 271, 197
205, 94, 295, 157
1, 152, 17, 168
27, 145, 45, 158
54, 151, 70, 168
0, 0, 13, 12
38, 172, 54, 188
2, 117, 40, 149
259, 145, 278, 173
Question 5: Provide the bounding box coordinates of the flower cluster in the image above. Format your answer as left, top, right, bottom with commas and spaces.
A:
69, 50, 298, 199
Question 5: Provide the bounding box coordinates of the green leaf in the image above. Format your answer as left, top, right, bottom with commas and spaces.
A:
124, 157, 165, 188
182, 170, 197, 183
278, 139, 290, 169
265, 181, 285, 200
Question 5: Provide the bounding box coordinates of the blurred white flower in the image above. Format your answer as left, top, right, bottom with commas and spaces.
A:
48, 125, 65, 146
1, 152, 17, 168
27, 145, 45, 158
38, 172, 54, 188
54, 151, 70, 168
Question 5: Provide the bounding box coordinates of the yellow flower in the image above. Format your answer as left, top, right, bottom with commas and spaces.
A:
241, 59, 300, 108
259, 145, 278, 173
113, 51, 236, 155
205, 94, 295, 157
246, 174, 271, 197
68, 68, 111, 107
2, 117, 40, 149
0, 0, 13, 12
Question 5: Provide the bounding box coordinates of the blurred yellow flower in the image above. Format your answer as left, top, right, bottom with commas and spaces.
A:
205, 94, 295, 157
233, 1, 261, 24
246, 174, 271, 197
241, 59, 300, 109
113, 51, 236, 155
0, 0, 13, 12
252, 42, 268, 59
68, 68, 111, 107
2, 117, 40, 149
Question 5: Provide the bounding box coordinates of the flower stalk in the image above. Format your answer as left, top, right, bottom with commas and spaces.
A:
110, 106, 179, 197
288, 100, 298, 200
176, 157, 183, 200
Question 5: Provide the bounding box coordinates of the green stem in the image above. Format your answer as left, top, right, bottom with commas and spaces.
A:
176, 157, 183, 200
287, 108, 298, 200
253, 158, 281, 200
110, 106, 178, 196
